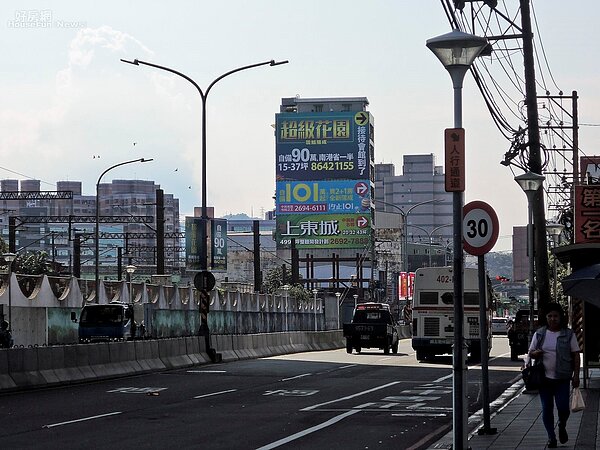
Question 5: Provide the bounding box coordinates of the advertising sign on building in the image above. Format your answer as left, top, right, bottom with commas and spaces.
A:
274, 213, 371, 249
275, 110, 373, 250
275, 111, 371, 181
276, 179, 371, 215
574, 185, 600, 243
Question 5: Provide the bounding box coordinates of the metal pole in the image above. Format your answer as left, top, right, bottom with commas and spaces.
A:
451, 71, 467, 450
478, 255, 496, 435
527, 192, 536, 343
121, 58, 287, 273
95, 158, 151, 298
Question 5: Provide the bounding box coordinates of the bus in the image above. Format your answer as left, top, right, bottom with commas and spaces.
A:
411, 266, 492, 362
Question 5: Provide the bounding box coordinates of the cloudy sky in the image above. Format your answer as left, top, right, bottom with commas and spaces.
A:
1, 1, 598, 252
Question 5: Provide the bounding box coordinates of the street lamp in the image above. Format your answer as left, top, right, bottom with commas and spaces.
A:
427, 28, 488, 450
515, 171, 545, 333
95, 158, 152, 299
125, 264, 137, 339
546, 223, 564, 302
126, 264, 136, 302
3, 252, 16, 332
312, 289, 318, 331
283, 284, 290, 332
407, 223, 453, 267
122, 58, 288, 272
335, 292, 342, 329
353, 294, 358, 308
515, 171, 546, 342
373, 198, 441, 273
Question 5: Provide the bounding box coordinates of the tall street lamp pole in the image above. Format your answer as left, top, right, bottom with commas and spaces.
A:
373, 198, 441, 273
515, 171, 546, 343
407, 223, 453, 266
546, 223, 564, 302
3, 252, 17, 332
427, 28, 488, 450
121, 58, 288, 272
95, 158, 152, 299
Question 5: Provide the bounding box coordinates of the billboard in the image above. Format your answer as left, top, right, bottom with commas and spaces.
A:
185, 217, 228, 271
574, 185, 600, 243
275, 110, 373, 250
210, 218, 227, 271
274, 213, 371, 249
185, 217, 204, 271
275, 111, 371, 181
276, 179, 371, 215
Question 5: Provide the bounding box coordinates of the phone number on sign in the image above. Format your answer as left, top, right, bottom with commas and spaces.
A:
329, 237, 370, 245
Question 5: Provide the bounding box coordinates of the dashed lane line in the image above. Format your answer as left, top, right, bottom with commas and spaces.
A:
193, 389, 237, 399
43, 411, 122, 429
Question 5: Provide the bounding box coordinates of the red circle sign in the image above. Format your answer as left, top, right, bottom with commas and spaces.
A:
463, 201, 499, 256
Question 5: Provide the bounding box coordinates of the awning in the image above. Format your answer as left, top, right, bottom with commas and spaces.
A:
562, 263, 600, 306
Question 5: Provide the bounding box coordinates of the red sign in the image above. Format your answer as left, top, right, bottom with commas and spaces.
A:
445, 128, 465, 192
399, 272, 415, 299
574, 185, 600, 243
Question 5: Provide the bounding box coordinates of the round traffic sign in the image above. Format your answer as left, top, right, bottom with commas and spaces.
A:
194, 271, 216, 291
463, 201, 499, 256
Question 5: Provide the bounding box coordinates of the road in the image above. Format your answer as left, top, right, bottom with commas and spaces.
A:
0, 336, 521, 449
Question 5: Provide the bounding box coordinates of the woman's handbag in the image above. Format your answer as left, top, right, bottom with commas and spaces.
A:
571, 387, 585, 412
522, 359, 545, 390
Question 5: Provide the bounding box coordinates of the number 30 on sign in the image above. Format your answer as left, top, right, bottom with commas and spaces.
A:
463, 201, 499, 256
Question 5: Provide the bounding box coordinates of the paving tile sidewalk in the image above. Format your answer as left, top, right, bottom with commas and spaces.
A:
428, 375, 599, 449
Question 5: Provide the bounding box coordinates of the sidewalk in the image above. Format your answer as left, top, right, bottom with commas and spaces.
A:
428, 371, 600, 449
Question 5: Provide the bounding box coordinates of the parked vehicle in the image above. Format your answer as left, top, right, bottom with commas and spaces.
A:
73, 302, 144, 343
343, 302, 399, 354
507, 309, 538, 361
491, 317, 509, 335
411, 266, 492, 362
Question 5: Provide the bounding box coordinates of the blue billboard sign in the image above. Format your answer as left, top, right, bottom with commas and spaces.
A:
275, 111, 371, 181
276, 179, 371, 215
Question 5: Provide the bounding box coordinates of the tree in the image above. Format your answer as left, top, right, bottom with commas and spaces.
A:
263, 265, 310, 302
13, 251, 62, 276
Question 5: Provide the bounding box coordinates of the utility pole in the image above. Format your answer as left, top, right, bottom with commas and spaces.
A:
520, 0, 550, 313
155, 189, 165, 275
253, 220, 261, 292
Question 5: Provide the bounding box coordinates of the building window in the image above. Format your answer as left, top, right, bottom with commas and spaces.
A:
342, 104, 351, 112
313, 104, 323, 112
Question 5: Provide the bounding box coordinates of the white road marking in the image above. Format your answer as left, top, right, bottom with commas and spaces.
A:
43, 411, 122, 429
382, 396, 440, 402
301, 381, 400, 411
433, 374, 453, 383
187, 370, 227, 373
280, 373, 312, 381
391, 412, 447, 417
193, 389, 237, 399
256, 410, 360, 450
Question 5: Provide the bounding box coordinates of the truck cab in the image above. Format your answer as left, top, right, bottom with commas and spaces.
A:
75, 302, 141, 343
343, 303, 399, 354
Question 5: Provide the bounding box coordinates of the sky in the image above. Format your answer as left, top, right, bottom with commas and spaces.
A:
1, 1, 599, 252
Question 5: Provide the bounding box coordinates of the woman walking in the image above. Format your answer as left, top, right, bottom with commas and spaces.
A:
528, 302, 580, 448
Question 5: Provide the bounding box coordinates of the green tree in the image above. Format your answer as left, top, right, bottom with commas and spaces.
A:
13, 251, 62, 275
263, 265, 310, 302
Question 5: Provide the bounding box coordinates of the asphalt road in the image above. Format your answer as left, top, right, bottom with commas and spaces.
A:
0, 336, 521, 450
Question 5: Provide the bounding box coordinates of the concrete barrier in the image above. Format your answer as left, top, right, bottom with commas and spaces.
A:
0, 330, 344, 393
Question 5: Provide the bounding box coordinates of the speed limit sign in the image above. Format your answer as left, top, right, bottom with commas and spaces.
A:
463, 201, 499, 256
